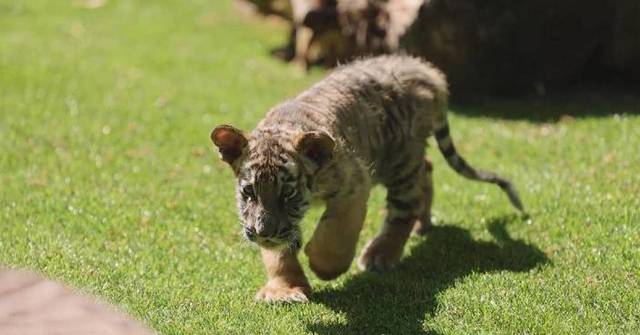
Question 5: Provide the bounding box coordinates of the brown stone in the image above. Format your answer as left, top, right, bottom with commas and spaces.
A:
0, 268, 154, 335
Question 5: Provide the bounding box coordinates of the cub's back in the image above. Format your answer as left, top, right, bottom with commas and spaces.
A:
257, 56, 448, 165
303, 56, 447, 160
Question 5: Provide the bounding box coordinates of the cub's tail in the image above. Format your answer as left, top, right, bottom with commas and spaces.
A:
433, 121, 525, 213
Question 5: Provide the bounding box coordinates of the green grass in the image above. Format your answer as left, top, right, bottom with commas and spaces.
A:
1, 1, 639, 334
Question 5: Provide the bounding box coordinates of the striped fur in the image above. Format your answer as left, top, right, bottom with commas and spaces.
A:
212, 55, 524, 300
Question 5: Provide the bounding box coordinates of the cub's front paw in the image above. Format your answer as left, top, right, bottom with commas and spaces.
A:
255, 285, 310, 303
357, 237, 403, 272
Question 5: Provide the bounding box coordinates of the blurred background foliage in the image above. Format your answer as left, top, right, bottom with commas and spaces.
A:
243, 0, 640, 97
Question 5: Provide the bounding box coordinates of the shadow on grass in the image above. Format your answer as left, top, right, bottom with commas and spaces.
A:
306, 216, 549, 334
453, 86, 640, 123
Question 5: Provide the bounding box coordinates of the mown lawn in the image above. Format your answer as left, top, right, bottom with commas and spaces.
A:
1, 1, 639, 334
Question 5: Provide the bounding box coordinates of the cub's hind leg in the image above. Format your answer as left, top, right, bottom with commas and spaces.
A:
414, 157, 434, 236
358, 157, 429, 271
305, 173, 371, 280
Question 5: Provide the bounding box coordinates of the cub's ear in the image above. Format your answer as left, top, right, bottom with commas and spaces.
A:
210, 125, 248, 165
294, 131, 335, 165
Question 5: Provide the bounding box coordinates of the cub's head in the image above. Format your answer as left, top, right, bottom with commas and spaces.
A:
210, 124, 334, 249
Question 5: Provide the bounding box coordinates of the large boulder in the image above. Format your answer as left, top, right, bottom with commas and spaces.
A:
604, 0, 640, 79
401, 0, 614, 96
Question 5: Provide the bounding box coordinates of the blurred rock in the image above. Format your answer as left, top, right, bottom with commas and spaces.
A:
0, 268, 154, 335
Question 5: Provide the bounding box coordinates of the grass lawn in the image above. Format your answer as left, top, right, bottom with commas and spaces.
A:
1, 0, 639, 334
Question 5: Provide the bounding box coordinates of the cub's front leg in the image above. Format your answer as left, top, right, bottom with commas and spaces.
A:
255, 247, 311, 303
305, 176, 371, 280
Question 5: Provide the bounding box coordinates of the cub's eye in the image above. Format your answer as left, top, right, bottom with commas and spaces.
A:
281, 184, 296, 200
240, 184, 255, 200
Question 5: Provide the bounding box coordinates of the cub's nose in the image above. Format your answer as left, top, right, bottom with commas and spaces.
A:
252, 214, 278, 238
254, 222, 276, 238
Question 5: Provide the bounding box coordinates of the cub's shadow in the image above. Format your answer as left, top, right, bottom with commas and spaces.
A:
306, 217, 549, 334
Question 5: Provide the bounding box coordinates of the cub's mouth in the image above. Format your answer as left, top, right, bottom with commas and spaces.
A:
254, 231, 301, 250
242, 224, 301, 249
255, 238, 284, 249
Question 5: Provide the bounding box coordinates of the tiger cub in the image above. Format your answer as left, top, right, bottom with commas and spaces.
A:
211, 55, 524, 303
